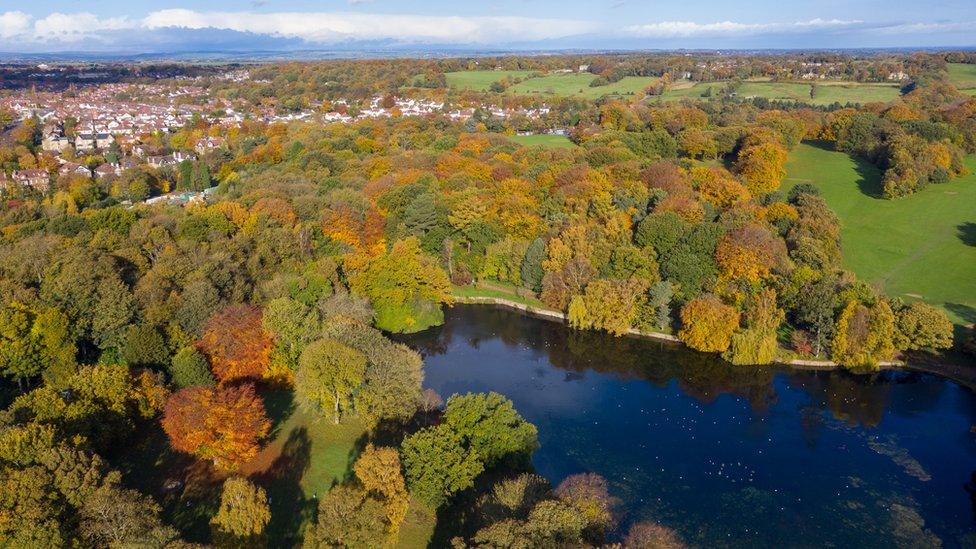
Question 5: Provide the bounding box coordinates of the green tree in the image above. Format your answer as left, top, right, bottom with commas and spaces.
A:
895, 302, 954, 351
263, 297, 321, 371
122, 324, 169, 369
520, 238, 546, 293
295, 338, 367, 423
400, 425, 484, 508
349, 237, 452, 333
443, 392, 538, 466
168, 347, 216, 389
0, 302, 76, 387
303, 485, 387, 549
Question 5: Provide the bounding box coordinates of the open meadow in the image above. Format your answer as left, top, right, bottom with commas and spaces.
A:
508, 133, 576, 149
444, 70, 537, 91
784, 142, 976, 325
654, 80, 902, 105
948, 63, 976, 94
506, 73, 658, 99
445, 70, 657, 99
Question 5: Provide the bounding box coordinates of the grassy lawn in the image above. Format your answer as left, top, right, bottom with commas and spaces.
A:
507, 73, 657, 99
948, 63, 976, 92
445, 70, 536, 91
784, 142, 976, 325
654, 80, 901, 105
509, 134, 576, 149
452, 280, 546, 308
738, 81, 901, 105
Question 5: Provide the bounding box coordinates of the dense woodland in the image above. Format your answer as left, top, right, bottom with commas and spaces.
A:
0, 51, 974, 547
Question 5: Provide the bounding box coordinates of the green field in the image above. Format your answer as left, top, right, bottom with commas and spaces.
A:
445, 70, 536, 91
785, 142, 976, 325
445, 70, 657, 99
655, 80, 901, 106
509, 134, 576, 149
948, 63, 976, 93
507, 73, 658, 99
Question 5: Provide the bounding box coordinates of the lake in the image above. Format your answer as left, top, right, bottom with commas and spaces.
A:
402, 304, 976, 548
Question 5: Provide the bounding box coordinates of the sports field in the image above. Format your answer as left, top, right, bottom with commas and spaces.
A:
445, 70, 536, 91
948, 63, 976, 93
784, 142, 976, 325
509, 134, 576, 149
654, 80, 901, 106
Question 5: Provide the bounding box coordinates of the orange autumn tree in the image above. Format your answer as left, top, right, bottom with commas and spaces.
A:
162, 384, 271, 471
197, 305, 273, 383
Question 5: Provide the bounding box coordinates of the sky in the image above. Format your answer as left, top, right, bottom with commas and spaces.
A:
0, 1, 974, 54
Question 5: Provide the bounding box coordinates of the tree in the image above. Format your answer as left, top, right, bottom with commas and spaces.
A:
895, 302, 954, 351
347, 237, 452, 333
736, 141, 787, 195
168, 346, 216, 389
162, 384, 270, 471
400, 425, 484, 508
79, 479, 179, 548
724, 289, 784, 365
295, 338, 367, 424
678, 294, 740, 353
520, 238, 546, 293
0, 466, 67, 547
793, 275, 836, 357
443, 392, 538, 466
831, 300, 897, 370
571, 278, 650, 336
0, 302, 76, 387
554, 473, 614, 543
715, 224, 785, 284
354, 445, 409, 535
262, 297, 320, 372
211, 477, 271, 539
122, 323, 169, 369
303, 485, 387, 549
197, 305, 273, 384
624, 521, 686, 549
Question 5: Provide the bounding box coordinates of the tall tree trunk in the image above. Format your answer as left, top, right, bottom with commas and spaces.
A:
333, 389, 340, 425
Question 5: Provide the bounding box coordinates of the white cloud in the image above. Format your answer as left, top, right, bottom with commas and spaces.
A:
33, 12, 132, 42
624, 18, 861, 38
142, 9, 595, 43
0, 11, 31, 39
140, 9, 595, 43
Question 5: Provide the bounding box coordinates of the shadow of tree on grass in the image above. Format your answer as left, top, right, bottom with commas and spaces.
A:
957, 222, 976, 247
255, 427, 313, 545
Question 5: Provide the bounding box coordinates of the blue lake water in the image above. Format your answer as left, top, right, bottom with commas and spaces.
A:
402, 304, 976, 547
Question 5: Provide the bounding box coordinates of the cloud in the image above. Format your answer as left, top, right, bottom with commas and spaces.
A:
624, 18, 862, 38
140, 9, 595, 44
0, 11, 31, 39
33, 12, 132, 42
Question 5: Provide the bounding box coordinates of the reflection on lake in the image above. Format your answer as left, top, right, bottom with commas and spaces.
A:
401, 305, 976, 548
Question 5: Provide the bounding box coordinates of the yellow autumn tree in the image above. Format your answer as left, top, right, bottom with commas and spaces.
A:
678, 294, 740, 353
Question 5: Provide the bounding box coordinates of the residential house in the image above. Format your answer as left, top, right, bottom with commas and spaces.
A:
58, 162, 91, 177
94, 163, 122, 179
12, 169, 50, 193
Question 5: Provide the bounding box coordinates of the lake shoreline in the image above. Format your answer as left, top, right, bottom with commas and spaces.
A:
451, 296, 976, 389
